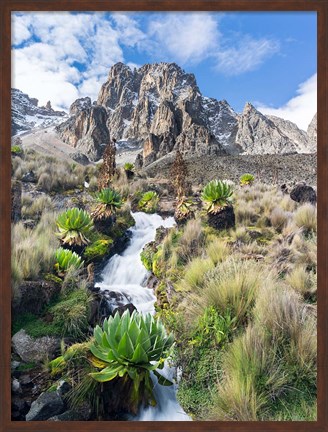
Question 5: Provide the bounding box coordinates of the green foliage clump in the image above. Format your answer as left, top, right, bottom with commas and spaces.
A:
83, 238, 113, 262
138, 191, 159, 213
201, 180, 233, 214
56, 208, 94, 246
11, 145, 23, 155
89, 310, 174, 411
50, 288, 90, 339
55, 247, 84, 273
92, 188, 122, 220
240, 173, 255, 186
124, 162, 134, 171
140, 247, 154, 271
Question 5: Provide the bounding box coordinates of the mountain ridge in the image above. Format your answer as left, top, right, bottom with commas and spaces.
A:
12, 62, 317, 165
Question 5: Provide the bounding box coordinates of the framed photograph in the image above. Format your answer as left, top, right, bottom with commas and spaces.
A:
1, 1, 327, 431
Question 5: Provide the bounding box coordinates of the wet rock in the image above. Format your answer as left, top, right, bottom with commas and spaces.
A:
290, 182, 317, 204
12, 329, 60, 363
207, 205, 236, 230
146, 274, 159, 290
25, 391, 65, 421
112, 303, 137, 316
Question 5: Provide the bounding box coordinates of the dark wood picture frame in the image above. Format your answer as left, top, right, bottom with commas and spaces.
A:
1, 1, 327, 431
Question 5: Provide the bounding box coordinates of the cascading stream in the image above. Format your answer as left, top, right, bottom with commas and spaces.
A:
96, 212, 191, 421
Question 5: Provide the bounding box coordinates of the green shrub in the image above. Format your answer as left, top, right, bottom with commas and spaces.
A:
201, 180, 233, 214
89, 310, 174, 411
56, 208, 94, 246
83, 239, 113, 261
240, 173, 255, 186
138, 191, 159, 213
55, 248, 84, 273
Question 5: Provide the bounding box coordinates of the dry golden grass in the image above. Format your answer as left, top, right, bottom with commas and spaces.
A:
293, 203, 317, 233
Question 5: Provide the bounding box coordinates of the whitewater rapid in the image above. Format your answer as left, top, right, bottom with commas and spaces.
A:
95, 212, 191, 421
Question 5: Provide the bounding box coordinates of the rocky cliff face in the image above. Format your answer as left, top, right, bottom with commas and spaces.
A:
96, 62, 237, 164
235, 103, 306, 155
12, 88, 67, 136
56, 97, 110, 161
307, 113, 317, 153
53, 62, 316, 165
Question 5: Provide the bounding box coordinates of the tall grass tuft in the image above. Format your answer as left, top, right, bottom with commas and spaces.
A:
293, 203, 317, 233
11, 211, 59, 292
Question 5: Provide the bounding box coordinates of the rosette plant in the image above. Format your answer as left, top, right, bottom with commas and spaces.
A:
89, 310, 174, 411
54, 247, 84, 274
240, 173, 255, 186
56, 208, 94, 246
138, 191, 159, 213
92, 188, 122, 220
201, 180, 235, 230
174, 196, 194, 224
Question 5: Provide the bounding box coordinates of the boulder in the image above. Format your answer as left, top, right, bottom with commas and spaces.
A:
12, 280, 61, 316
290, 183, 317, 204
25, 391, 65, 421
112, 303, 137, 316
12, 329, 60, 363
69, 151, 90, 165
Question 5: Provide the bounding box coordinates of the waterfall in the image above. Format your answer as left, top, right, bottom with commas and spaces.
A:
95, 212, 191, 421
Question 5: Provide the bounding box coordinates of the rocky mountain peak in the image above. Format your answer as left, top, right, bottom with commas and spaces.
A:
307, 113, 317, 153
51, 62, 316, 165
11, 88, 67, 136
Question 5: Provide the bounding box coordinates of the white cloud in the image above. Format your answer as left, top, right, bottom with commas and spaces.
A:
11, 12, 283, 111
215, 35, 280, 75
256, 73, 317, 130
11, 12, 125, 110
146, 13, 221, 65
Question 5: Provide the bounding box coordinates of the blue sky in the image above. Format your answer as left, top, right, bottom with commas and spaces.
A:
12, 12, 317, 130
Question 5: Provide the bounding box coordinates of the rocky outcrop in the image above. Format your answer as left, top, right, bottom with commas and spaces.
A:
97, 62, 228, 164
12, 330, 60, 363
267, 115, 309, 153
25, 391, 65, 421
236, 103, 304, 155
56, 97, 110, 161
307, 113, 317, 153
11, 89, 67, 136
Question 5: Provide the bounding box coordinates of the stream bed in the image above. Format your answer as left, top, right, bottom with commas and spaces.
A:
95, 212, 191, 421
